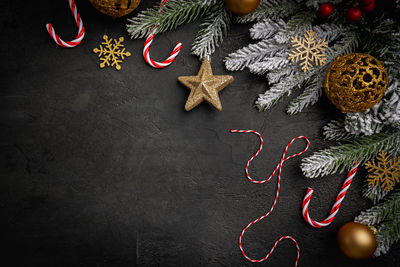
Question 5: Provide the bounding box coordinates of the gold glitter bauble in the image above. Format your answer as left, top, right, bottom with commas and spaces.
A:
324, 53, 388, 113
224, 0, 260, 15
337, 222, 377, 260
89, 0, 141, 18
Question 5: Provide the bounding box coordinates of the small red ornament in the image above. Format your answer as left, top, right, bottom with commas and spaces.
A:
358, 0, 374, 5
358, 0, 375, 12
346, 7, 362, 22
319, 3, 334, 18
362, 1, 375, 12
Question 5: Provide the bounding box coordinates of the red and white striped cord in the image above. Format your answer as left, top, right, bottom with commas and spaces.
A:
302, 161, 359, 228
45, 0, 85, 48
143, 0, 182, 68
230, 129, 310, 266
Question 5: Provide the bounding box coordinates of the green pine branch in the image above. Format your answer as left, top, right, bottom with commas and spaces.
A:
236, 0, 299, 23
286, 71, 324, 115
323, 120, 356, 141
126, 0, 217, 39
363, 185, 390, 205
355, 189, 400, 256
301, 131, 400, 178
191, 2, 232, 59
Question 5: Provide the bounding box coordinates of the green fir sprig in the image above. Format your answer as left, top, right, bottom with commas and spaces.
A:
355, 189, 400, 256
301, 131, 400, 178
126, 0, 217, 39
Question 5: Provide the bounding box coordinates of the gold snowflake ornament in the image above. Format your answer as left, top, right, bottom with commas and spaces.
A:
365, 151, 400, 192
93, 35, 131, 70
288, 30, 328, 72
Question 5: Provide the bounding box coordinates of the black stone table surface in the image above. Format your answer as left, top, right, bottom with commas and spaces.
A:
1, 1, 399, 266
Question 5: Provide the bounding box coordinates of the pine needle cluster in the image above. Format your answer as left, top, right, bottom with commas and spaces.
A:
126, 0, 231, 59
355, 189, 400, 256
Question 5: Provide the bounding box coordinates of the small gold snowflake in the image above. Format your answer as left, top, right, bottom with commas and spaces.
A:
365, 151, 400, 192
93, 35, 131, 70
288, 30, 328, 72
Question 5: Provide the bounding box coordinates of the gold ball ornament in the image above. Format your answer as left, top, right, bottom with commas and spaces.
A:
324, 53, 388, 113
89, 0, 141, 18
337, 222, 377, 260
224, 0, 260, 15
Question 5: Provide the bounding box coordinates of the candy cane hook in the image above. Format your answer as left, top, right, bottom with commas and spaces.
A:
143, 0, 182, 68
46, 0, 85, 48
302, 161, 359, 228
231, 129, 310, 266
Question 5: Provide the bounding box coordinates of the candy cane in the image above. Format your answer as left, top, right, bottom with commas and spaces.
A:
143, 0, 182, 68
46, 0, 85, 48
302, 161, 359, 228
230, 129, 310, 267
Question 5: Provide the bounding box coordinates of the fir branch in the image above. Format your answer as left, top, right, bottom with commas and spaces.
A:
248, 56, 289, 75
305, 0, 344, 9
376, 217, 400, 256
301, 131, 400, 178
254, 29, 357, 112
266, 65, 297, 84
324, 31, 359, 60
273, 11, 315, 44
363, 185, 390, 204
249, 19, 285, 40
255, 71, 310, 111
359, 18, 400, 62
191, 2, 231, 59
225, 40, 290, 71
236, 0, 299, 23
355, 189, 400, 256
126, 0, 217, 39
225, 13, 313, 71
323, 120, 356, 141
286, 70, 325, 115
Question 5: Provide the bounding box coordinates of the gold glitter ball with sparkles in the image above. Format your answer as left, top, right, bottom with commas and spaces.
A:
89, 0, 141, 18
324, 53, 388, 113
178, 58, 234, 111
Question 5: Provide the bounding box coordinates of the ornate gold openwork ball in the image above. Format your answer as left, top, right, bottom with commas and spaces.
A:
324, 53, 388, 113
337, 222, 377, 259
89, 0, 141, 18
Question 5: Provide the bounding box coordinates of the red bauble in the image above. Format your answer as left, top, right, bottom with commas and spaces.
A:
358, 0, 374, 5
359, 0, 375, 12
319, 3, 334, 18
346, 7, 362, 22
362, 1, 375, 12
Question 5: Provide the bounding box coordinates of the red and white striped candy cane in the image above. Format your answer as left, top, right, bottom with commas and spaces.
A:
302, 161, 359, 228
143, 0, 182, 68
230, 129, 310, 267
46, 0, 85, 48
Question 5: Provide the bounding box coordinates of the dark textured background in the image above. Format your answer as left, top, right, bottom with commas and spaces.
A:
1, 1, 399, 266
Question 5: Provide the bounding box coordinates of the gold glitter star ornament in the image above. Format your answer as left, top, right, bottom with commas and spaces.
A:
178, 58, 234, 111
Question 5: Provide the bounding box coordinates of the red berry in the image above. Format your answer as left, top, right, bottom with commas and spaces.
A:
358, 0, 374, 6
362, 1, 375, 12
346, 7, 362, 22
319, 3, 334, 18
